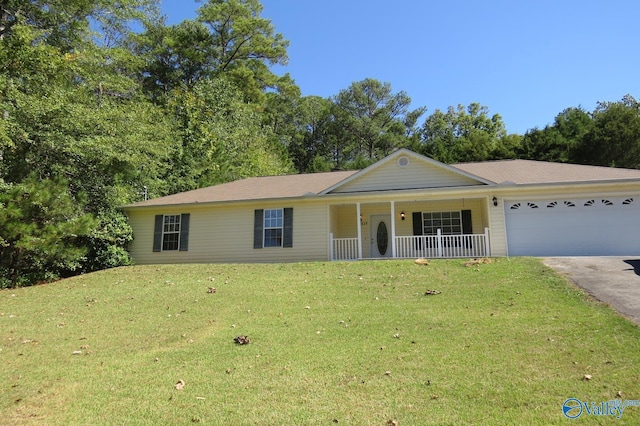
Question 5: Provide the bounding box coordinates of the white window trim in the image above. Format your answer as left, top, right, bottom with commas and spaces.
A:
422, 210, 463, 236
162, 214, 181, 251
263, 208, 284, 248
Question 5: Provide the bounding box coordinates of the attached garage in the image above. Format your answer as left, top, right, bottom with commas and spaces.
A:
505, 196, 640, 256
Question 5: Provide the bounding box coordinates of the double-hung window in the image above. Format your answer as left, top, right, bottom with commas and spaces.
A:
254, 208, 293, 249
263, 208, 283, 247
153, 213, 190, 252
162, 214, 181, 250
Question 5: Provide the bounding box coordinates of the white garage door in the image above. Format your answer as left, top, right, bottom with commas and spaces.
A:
505, 196, 640, 256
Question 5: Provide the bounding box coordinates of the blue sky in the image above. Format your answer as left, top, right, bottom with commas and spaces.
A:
160, 0, 639, 134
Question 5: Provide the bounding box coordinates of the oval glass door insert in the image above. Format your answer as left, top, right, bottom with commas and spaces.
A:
376, 221, 388, 255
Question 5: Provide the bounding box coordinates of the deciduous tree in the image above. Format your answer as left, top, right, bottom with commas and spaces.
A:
166, 77, 293, 193
419, 103, 513, 163
574, 95, 640, 169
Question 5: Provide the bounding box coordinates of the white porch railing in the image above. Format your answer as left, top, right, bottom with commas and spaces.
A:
330, 234, 359, 260
330, 228, 490, 260
395, 228, 490, 259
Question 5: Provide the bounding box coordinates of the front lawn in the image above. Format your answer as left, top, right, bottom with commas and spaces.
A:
2, 258, 639, 424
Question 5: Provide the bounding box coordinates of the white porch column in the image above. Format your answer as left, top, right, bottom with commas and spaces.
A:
484, 227, 491, 257
329, 233, 334, 260
390, 201, 397, 258
356, 202, 362, 259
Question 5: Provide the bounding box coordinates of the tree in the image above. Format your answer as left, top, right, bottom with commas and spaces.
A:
0, 23, 175, 211
574, 95, 640, 169
0, 0, 158, 49
135, 0, 291, 103
288, 96, 337, 173
0, 19, 175, 284
0, 176, 95, 288
332, 78, 425, 165
518, 107, 592, 163
419, 103, 512, 163
166, 77, 293, 193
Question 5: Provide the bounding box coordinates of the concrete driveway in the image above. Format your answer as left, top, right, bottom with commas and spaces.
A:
543, 257, 640, 325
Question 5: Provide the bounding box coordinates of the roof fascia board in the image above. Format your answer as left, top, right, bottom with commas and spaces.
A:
493, 178, 640, 191
123, 177, 640, 211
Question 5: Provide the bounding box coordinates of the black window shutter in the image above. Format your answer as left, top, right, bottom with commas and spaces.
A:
461, 209, 473, 248
254, 209, 264, 249
179, 213, 190, 251
412, 212, 423, 250
153, 215, 163, 252
283, 208, 293, 248
461, 210, 472, 234
412, 212, 423, 236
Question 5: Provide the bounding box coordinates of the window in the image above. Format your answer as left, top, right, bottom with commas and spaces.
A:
422, 211, 462, 235
153, 214, 190, 252
254, 208, 293, 249
162, 215, 181, 251
263, 208, 283, 247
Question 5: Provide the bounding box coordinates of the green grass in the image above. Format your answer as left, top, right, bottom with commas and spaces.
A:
2, 258, 640, 425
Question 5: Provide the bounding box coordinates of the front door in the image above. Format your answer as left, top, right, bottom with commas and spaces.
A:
370, 215, 391, 258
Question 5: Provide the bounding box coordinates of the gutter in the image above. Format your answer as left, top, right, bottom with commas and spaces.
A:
122, 179, 640, 211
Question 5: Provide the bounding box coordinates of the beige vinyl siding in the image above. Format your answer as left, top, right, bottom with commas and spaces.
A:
127, 201, 329, 264
335, 205, 358, 238
328, 205, 340, 236
487, 197, 508, 256
331, 157, 483, 193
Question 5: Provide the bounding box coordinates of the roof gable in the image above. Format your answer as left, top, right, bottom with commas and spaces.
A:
323, 149, 491, 194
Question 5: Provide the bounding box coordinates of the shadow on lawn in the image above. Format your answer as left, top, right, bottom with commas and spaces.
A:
623, 259, 640, 277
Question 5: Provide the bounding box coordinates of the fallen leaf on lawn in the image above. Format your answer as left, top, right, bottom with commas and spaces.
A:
386, 420, 399, 426
583, 374, 592, 381
424, 290, 441, 295
234, 335, 251, 345
617, 391, 623, 398
414, 258, 430, 265
72, 350, 82, 355
207, 287, 216, 294
464, 258, 492, 267
384, 371, 392, 376
174, 379, 185, 390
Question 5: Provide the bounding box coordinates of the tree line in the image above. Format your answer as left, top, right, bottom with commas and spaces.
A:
1, 0, 639, 287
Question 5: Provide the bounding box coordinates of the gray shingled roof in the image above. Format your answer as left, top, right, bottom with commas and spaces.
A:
125, 159, 640, 208
125, 170, 358, 207
454, 159, 640, 184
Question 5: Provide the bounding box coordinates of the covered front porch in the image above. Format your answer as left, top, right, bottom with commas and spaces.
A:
329, 198, 491, 260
